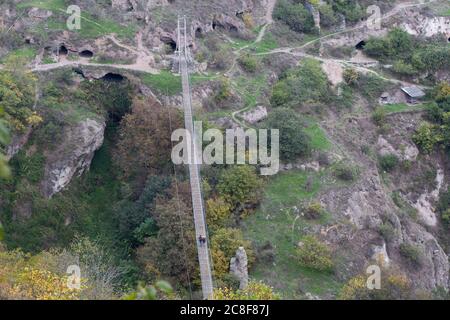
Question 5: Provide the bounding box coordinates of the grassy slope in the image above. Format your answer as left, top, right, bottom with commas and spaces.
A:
243, 169, 343, 299
18, 0, 136, 39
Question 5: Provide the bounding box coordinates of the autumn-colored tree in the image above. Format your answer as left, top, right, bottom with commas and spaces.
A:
0, 250, 86, 300
339, 267, 414, 300
115, 97, 183, 182
0, 63, 37, 132
210, 228, 254, 281
206, 197, 232, 231
217, 165, 263, 217
343, 68, 359, 85
214, 281, 281, 300
297, 235, 334, 272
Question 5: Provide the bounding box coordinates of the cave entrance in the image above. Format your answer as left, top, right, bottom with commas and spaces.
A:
101, 73, 125, 82
79, 50, 94, 58
59, 45, 68, 56
161, 37, 177, 54
195, 27, 203, 38
355, 40, 366, 50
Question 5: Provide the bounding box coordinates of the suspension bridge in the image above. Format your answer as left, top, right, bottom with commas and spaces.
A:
177, 16, 214, 300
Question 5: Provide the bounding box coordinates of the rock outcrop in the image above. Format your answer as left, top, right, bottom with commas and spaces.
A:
230, 247, 249, 290
42, 118, 106, 198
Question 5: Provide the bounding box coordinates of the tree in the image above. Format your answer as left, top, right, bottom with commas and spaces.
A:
0, 250, 85, 300
343, 68, 359, 85
332, 0, 365, 24
412, 122, 441, 154
217, 165, 263, 216
265, 108, 312, 161
274, 0, 316, 33
387, 28, 413, 59
378, 154, 399, 173
318, 4, 338, 28
339, 267, 413, 300
0, 114, 10, 178
297, 235, 334, 271
115, 97, 183, 181
0, 65, 37, 132
214, 281, 281, 300
136, 198, 198, 287
292, 58, 331, 106
206, 197, 232, 231
114, 175, 171, 244
211, 228, 254, 281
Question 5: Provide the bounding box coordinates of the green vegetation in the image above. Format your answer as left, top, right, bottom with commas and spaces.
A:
399, 243, 423, 267
214, 281, 281, 300
265, 108, 312, 161
303, 121, 331, 151
238, 54, 259, 73
274, 0, 316, 34
412, 83, 450, 154
243, 169, 342, 298
270, 58, 332, 108
1, 48, 37, 63
378, 154, 399, 173
17, 0, 66, 11
141, 71, 181, 95
333, 162, 358, 182
364, 28, 450, 77
379, 103, 428, 114
339, 267, 414, 300
18, 0, 136, 39
297, 235, 334, 272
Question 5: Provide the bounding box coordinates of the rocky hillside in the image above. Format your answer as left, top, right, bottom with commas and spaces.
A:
0, 0, 449, 300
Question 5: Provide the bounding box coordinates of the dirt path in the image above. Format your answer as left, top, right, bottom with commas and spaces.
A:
0, 32, 159, 75
254, 0, 277, 43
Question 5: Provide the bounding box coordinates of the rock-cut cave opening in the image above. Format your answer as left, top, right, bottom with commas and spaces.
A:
355, 40, 366, 50
79, 50, 94, 58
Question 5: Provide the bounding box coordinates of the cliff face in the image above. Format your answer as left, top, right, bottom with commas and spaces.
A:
41, 118, 105, 198
320, 111, 450, 291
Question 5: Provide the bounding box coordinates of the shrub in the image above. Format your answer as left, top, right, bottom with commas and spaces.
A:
318, 4, 339, 28
217, 165, 263, 215
304, 202, 324, 220
270, 81, 291, 107
274, 0, 316, 33
378, 154, 399, 172
378, 222, 396, 242
211, 49, 232, 70
265, 108, 312, 161
372, 107, 386, 126
412, 122, 440, 154
297, 235, 333, 272
242, 12, 254, 29
334, 163, 357, 181
339, 268, 413, 300
214, 77, 232, 103
399, 243, 423, 267
214, 281, 281, 300
270, 58, 332, 108
238, 54, 258, 73
343, 68, 359, 85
